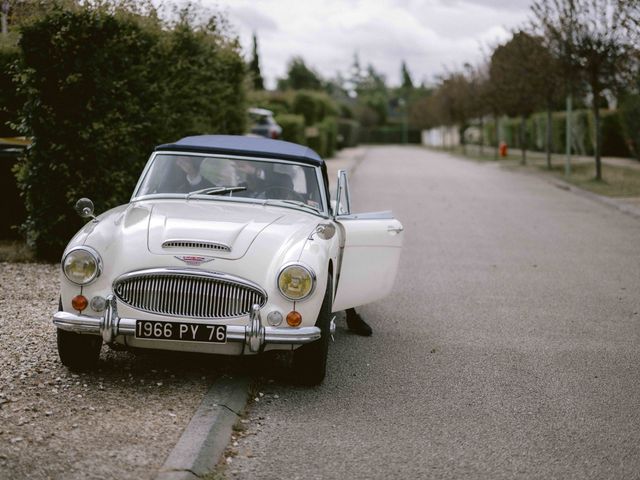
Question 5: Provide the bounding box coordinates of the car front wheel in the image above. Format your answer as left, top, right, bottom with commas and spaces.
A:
57, 329, 102, 371
292, 275, 332, 385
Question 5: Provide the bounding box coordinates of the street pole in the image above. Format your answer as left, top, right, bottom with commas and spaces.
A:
400, 97, 408, 145
565, 92, 572, 177
1, 1, 9, 36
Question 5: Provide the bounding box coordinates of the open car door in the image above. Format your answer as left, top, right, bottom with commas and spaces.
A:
332, 170, 403, 312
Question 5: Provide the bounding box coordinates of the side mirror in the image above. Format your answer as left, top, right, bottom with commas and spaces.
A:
75, 198, 96, 220
315, 223, 336, 240
334, 169, 351, 217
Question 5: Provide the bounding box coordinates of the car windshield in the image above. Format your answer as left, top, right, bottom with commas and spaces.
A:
135, 153, 325, 213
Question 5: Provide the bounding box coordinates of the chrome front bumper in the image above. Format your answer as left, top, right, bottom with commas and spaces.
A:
52, 297, 320, 353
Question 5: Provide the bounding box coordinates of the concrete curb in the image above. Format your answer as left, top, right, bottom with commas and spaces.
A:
549, 177, 640, 221
155, 375, 250, 480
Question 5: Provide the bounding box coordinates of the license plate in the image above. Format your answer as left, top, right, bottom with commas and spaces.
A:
135, 320, 226, 343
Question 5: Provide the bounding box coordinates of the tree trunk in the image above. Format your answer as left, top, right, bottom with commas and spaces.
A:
546, 107, 552, 170
593, 101, 602, 181
520, 115, 527, 165
494, 115, 499, 161
479, 116, 484, 157
565, 92, 572, 177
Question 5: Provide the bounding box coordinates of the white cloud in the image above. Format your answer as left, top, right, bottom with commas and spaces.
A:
206, 0, 531, 87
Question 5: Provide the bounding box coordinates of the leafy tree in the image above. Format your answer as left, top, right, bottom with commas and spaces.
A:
0, 38, 19, 136
248, 32, 264, 90
532, 0, 639, 179
277, 56, 322, 90
401, 60, 414, 90
489, 31, 550, 164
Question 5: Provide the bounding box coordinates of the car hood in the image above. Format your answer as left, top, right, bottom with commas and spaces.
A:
146, 201, 285, 259
69, 199, 321, 281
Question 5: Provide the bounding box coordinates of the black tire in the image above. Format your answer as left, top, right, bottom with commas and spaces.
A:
292, 275, 332, 386
57, 329, 102, 371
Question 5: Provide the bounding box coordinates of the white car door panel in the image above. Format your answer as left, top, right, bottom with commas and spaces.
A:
332, 213, 403, 312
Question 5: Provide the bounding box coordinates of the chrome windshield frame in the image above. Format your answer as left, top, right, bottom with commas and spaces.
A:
131, 150, 329, 217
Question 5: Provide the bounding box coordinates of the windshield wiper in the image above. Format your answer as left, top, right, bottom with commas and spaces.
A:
186, 186, 247, 200
264, 199, 321, 214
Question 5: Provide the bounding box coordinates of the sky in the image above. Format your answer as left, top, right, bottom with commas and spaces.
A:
203, 0, 534, 88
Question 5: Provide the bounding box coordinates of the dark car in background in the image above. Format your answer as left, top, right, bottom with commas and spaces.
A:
248, 108, 282, 139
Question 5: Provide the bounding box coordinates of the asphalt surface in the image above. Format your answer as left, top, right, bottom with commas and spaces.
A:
224, 146, 640, 479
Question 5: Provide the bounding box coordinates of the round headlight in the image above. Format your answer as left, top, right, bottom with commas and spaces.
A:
277, 264, 315, 301
62, 247, 101, 285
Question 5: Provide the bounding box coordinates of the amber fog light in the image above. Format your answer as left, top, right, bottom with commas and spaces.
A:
286, 311, 302, 327
72, 295, 88, 312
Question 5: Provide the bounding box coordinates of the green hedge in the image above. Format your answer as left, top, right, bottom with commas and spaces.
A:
619, 94, 640, 160
481, 109, 631, 158
337, 118, 360, 148
358, 126, 421, 144
275, 113, 305, 144
0, 42, 20, 137
248, 90, 294, 117
305, 127, 325, 158
14, 5, 246, 260
320, 117, 337, 158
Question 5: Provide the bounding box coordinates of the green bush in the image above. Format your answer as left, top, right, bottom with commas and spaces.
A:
337, 118, 360, 148
598, 110, 631, 158
275, 113, 305, 144
14, 5, 246, 260
619, 94, 640, 160
358, 126, 421, 144
0, 42, 20, 137
305, 126, 326, 158
247, 90, 294, 117
490, 108, 632, 159
293, 91, 319, 125
319, 117, 337, 158
292, 90, 338, 126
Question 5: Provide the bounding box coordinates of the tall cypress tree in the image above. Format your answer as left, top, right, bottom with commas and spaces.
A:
249, 32, 264, 90
401, 60, 414, 90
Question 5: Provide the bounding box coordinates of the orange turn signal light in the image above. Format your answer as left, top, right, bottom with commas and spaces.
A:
71, 295, 88, 312
286, 310, 302, 327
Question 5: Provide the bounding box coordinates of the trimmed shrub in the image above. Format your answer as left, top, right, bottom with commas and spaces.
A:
275, 113, 305, 144
598, 110, 631, 158
293, 91, 319, 125
305, 127, 326, 158
292, 90, 338, 126
319, 117, 337, 158
358, 126, 421, 144
0, 42, 20, 137
337, 118, 360, 149
619, 94, 640, 160
248, 90, 294, 117
14, 5, 246, 260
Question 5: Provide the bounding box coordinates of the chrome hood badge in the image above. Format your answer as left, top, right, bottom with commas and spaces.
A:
174, 255, 214, 266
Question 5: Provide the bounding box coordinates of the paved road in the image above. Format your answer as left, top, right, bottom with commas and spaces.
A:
225, 146, 640, 479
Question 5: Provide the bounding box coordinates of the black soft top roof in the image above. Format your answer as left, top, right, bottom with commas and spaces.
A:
155, 135, 324, 167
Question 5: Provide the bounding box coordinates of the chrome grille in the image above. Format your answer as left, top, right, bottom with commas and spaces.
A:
162, 240, 230, 252
113, 270, 266, 319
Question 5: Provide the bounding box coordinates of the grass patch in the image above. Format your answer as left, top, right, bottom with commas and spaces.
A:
543, 163, 640, 197
440, 144, 640, 198
0, 240, 35, 262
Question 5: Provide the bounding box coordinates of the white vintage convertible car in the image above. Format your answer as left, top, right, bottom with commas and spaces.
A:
53, 135, 403, 384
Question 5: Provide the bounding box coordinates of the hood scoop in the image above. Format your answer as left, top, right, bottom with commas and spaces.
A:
162, 240, 231, 252
147, 202, 283, 259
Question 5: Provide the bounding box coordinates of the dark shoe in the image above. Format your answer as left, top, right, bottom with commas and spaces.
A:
346, 310, 372, 336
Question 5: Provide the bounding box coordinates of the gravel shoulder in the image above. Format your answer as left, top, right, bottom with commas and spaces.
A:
0, 262, 231, 480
